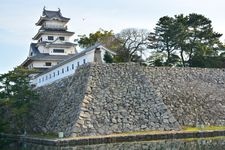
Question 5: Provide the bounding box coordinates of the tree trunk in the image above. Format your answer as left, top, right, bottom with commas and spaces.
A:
180, 50, 185, 67
166, 50, 171, 66
188, 48, 193, 66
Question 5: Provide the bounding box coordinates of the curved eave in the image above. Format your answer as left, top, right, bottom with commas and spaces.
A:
46, 43, 76, 48
21, 57, 32, 67
35, 17, 70, 26
21, 56, 69, 67
32, 31, 75, 40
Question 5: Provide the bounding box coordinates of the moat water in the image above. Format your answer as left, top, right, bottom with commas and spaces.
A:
1, 137, 225, 150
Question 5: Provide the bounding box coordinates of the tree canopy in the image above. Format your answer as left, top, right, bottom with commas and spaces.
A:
148, 13, 224, 67
115, 28, 149, 62
78, 29, 115, 48
78, 14, 224, 67
0, 67, 38, 133
78, 28, 149, 63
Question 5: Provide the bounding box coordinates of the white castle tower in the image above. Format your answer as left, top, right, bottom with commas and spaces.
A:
22, 7, 77, 72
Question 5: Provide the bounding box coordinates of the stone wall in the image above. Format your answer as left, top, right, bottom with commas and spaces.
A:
72, 64, 180, 136
32, 64, 92, 135
141, 67, 225, 126
31, 63, 225, 137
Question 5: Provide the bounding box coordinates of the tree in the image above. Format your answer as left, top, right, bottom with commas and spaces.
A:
0, 66, 38, 133
191, 55, 225, 68
146, 51, 166, 66
115, 28, 149, 62
78, 29, 115, 48
148, 13, 224, 67
78, 28, 149, 63
103, 51, 113, 63
148, 16, 179, 66
173, 14, 189, 67
184, 14, 223, 66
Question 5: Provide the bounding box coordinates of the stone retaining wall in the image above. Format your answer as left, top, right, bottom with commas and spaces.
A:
31, 63, 225, 137
72, 64, 180, 136
141, 67, 225, 126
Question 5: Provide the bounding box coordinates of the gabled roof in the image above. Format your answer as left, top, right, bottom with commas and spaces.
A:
21, 42, 75, 67
21, 53, 74, 67
36, 8, 70, 26
37, 41, 76, 48
30, 43, 40, 56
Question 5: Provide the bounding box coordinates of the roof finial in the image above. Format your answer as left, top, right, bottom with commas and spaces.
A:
58, 8, 61, 12
43, 6, 46, 10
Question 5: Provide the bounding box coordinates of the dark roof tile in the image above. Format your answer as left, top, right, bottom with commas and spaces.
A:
42, 9, 69, 21
30, 43, 40, 55
36, 8, 70, 25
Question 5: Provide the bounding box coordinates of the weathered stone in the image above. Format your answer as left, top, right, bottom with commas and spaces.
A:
76, 119, 84, 126
80, 111, 90, 118
112, 118, 117, 124
31, 63, 225, 137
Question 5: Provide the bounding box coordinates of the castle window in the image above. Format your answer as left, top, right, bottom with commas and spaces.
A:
42, 77, 44, 82
49, 74, 51, 79
83, 59, 86, 64
45, 62, 52, 66
53, 72, 55, 77
59, 37, 65, 41
72, 64, 74, 69
39, 78, 41, 83
48, 36, 54, 40
67, 66, 69, 71
46, 75, 48, 80
77, 62, 80, 66
57, 70, 60, 75
53, 49, 64, 53
62, 68, 64, 73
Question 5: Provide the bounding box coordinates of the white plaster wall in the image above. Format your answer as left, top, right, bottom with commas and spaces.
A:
38, 45, 50, 53
38, 45, 75, 55
40, 35, 71, 42
45, 21, 66, 29
31, 61, 58, 68
101, 49, 107, 63
34, 51, 95, 87
49, 47, 76, 55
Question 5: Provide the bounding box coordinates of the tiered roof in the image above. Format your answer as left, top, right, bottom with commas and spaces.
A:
36, 8, 70, 26
21, 8, 77, 72
32, 30, 74, 40
21, 43, 74, 67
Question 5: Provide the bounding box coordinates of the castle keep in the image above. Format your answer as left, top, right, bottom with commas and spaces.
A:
21, 8, 77, 72
21, 8, 115, 87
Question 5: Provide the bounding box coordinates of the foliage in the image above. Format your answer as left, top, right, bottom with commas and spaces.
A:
147, 51, 166, 66
103, 51, 114, 63
78, 29, 115, 48
148, 13, 224, 67
191, 55, 225, 68
148, 16, 179, 65
0, 66, 38, 133
78, 28, 149, 63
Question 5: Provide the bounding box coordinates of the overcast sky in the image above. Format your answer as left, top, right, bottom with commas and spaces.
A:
1, 0, 225, 73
